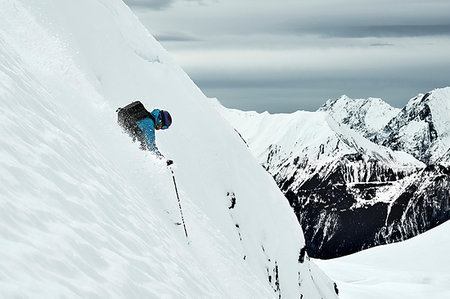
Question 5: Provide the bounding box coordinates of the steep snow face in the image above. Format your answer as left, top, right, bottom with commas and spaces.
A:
0, 1, 338, 298
319, 95, 400, 138
378, 88, 450, 164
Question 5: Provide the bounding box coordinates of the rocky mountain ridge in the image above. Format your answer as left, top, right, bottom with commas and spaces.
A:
321, 88, 450, 164
216, 87, 450, 258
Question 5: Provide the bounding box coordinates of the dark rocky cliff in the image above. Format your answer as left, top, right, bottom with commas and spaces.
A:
279, 156, 450, 259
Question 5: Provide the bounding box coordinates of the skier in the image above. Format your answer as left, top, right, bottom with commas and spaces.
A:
117, 101, 173, 165
118, 102, 187, 240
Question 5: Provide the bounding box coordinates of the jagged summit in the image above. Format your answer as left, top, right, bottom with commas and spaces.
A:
319, 95, 400, 138
378, 87, 450, 164
316, 89, 450, 164
217, 101, 421, 180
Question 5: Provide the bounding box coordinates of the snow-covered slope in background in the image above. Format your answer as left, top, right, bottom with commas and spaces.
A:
0, 0, 338, 298
315, 220, 450, 299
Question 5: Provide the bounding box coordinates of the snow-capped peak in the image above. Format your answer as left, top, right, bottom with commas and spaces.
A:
319, 95, 400, 137
379, 87, 450, 164
216, 101, 423, 191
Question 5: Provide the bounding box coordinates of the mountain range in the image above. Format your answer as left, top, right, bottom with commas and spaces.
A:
217, 87, 450, 259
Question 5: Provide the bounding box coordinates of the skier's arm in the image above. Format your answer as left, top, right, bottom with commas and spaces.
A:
137, 118, 163, 158
146, 128, 163, 157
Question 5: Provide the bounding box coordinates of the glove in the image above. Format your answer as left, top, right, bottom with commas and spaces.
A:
166, 160, 174, 166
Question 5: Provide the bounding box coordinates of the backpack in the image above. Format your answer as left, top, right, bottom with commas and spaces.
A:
117, 101, 155, 148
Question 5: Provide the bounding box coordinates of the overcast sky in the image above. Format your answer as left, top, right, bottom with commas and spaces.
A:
124, 0, 450, 113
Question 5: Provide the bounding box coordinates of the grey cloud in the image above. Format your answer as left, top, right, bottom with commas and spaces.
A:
154, 32, 201, 42
123, 0, 210, 10
271, 21, 450, 39
312, 24, 450, 38
189, 64, 450, 112
123, 0, 174, 10
126, 0, 450, 113
129, 0, 450, 39
370, 43, 395, 47
202, 80, 444, 113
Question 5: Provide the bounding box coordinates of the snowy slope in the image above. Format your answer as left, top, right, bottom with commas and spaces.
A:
315, 220, 450, 299
0, 0, 338, 298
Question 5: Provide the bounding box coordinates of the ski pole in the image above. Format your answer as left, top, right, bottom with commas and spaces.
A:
169, 165, 189, 241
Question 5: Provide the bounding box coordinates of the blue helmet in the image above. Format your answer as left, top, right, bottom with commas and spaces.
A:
159, 110, 172, 130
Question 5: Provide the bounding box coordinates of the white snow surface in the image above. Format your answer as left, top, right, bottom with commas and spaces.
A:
314, 220, 450, 299
0, 1, 338, 298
